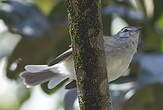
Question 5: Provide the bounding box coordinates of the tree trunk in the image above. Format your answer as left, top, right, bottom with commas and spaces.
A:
66, 0, 112, 110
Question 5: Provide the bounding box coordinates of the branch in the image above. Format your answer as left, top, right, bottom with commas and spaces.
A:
66, 0, 112, 110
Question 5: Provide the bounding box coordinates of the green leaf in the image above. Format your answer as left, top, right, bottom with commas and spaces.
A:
34, 0, 60, 14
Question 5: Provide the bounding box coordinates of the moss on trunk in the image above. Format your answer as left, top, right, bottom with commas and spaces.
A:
66, 0, 112, 110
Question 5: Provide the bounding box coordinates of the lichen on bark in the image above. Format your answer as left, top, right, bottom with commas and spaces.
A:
66, 0, 112, 110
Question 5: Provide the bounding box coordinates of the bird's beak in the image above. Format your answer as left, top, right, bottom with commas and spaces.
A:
135, 27, 142, 31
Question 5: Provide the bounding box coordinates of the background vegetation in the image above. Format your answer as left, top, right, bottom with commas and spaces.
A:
0, 0, 163, 110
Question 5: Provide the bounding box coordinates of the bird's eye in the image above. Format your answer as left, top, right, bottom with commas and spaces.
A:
123, 28, 129, 32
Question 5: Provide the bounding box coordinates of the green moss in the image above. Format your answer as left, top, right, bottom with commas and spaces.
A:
78, 76, 85, 88
66, 0, 110, 109
79, 95, 85, 110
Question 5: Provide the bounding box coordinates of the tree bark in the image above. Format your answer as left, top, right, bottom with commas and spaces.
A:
66, 0, 112, 110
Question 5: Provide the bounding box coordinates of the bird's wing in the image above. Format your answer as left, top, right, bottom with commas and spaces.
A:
48, 48, 73, 66
103, 36, 117, 52
48, 36, 118, 66
103, 36, 129, 53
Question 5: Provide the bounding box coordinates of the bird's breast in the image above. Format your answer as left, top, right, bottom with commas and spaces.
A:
106, 51, 134, 82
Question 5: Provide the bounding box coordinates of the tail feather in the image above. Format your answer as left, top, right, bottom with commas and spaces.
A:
20, 64, 69, 89
25, 65, 49, 73
48, 77, 68, 89
20, 70, 57, 86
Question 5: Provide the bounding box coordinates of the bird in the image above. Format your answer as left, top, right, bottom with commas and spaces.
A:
19, 26, 141, 89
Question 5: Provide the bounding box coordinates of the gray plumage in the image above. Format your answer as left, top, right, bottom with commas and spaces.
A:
19, 26, 140, 89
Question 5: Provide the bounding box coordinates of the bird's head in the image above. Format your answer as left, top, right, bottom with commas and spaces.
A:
115, 26, 141, 39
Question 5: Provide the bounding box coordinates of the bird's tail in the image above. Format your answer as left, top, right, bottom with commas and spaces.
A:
19, 65, 69, 89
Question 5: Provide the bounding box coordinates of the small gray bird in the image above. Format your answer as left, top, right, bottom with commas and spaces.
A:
19, 26, 140, 89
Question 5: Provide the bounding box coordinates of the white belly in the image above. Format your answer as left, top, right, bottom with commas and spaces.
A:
106, 54, 132, 81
